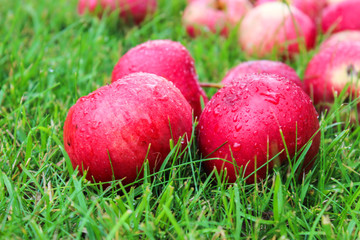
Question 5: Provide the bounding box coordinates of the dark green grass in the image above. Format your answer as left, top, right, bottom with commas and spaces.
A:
1, 0, 360, 239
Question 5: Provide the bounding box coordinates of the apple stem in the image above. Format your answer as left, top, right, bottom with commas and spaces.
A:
200, 82, 224, 89
215, 0, 225, 10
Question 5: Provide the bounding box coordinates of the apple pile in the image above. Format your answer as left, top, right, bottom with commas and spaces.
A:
65, 0, 360, 185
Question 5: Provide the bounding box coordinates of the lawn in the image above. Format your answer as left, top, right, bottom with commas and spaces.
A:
1, 0, 360, 239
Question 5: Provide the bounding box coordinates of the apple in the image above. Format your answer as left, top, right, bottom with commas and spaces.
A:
321, 0, 360, 34
182, 0, 252, 37
111, 40, 208, 118
197, 73, 320, 183
320, 30, 360, 49
239, 2, 316, 58
63, 72, 192, 185
77, 0, 157, 24
304, 41, 360, 109
221, 60, 304, 89
256, 0, 327, 21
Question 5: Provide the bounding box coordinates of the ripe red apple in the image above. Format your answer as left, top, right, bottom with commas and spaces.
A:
197, 74, 320, 183
182, 0, 252, 37
256, 0, 327, 21
63, 73, 192, 185
77, 0, 157, 24
321, 0, 360, 34
239, 2, 316, 58
221, 60, 304, 89
320, 30, 360, 49
304, 41, 360, 109
111, 40, 208, 118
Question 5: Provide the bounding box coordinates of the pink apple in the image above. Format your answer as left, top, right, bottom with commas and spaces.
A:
320, 30, 360, 49
77, 0, 157, 24
304, 41, 360, 109
239, 2, 316, 58
63, 73, 192, 185
222, 60, 304, 89
111, 40, 208, 118
256, 0, 327, 21
321, 0, 360, 34
183, 0, 252, 37
198, 73, 320, 183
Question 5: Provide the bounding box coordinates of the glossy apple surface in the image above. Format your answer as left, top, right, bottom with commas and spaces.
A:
111, 40, 208, 118
222, 60, 304, 89
64, 73, 192, 185
198, 74, 320, 183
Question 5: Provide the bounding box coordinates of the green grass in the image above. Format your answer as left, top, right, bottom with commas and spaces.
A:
1, 0, 360, 239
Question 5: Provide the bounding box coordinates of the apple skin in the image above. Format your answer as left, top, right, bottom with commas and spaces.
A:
320, 30, 360, 49
304, 41, 360, 109
221, 60, 304, 89
239, 2, 316, 58
197, 74, 320, 183
111, 40, 208, 119
77, 0, 157, 24
63, 73, 192, 185
256, 0, 327, 21
321, 0, 360, 34
182, 0, 252, 37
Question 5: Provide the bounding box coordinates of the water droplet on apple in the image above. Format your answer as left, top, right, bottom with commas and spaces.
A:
233, 142, 241, 151
235, 123, 242, 131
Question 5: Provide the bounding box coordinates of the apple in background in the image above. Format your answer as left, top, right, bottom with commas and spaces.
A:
63, 73, 192, 185
222, 60, 304, 89
321, 0, 360, 34
182, 0, 252, 37
304, 41, 360, 109
197, 74, 320, 183
320, 30, 360, 49
256, 0, 327, 22
77, 0, 157, 24
111, 40, 208, 119
239, 2, 316, 58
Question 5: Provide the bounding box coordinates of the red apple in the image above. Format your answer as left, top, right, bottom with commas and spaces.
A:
256, 0, 327, 21
77, 0, 157, 24
239, 2, 316, 58
321, 0, 360, 34
320, 30, 360, 49
182, 0, 252, 37
198, 73, 320, 183
111, 40, 208, 118
222, 60, 304, 89
304, 41, 360, 109
63, 73, 192, 185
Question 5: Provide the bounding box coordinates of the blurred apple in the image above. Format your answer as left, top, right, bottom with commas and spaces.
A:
239, 2, 316, 58
183, 0, 252, 37
77, 0, 157, 24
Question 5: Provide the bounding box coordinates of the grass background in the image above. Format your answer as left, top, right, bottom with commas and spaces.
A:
1, 0, 360, 239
